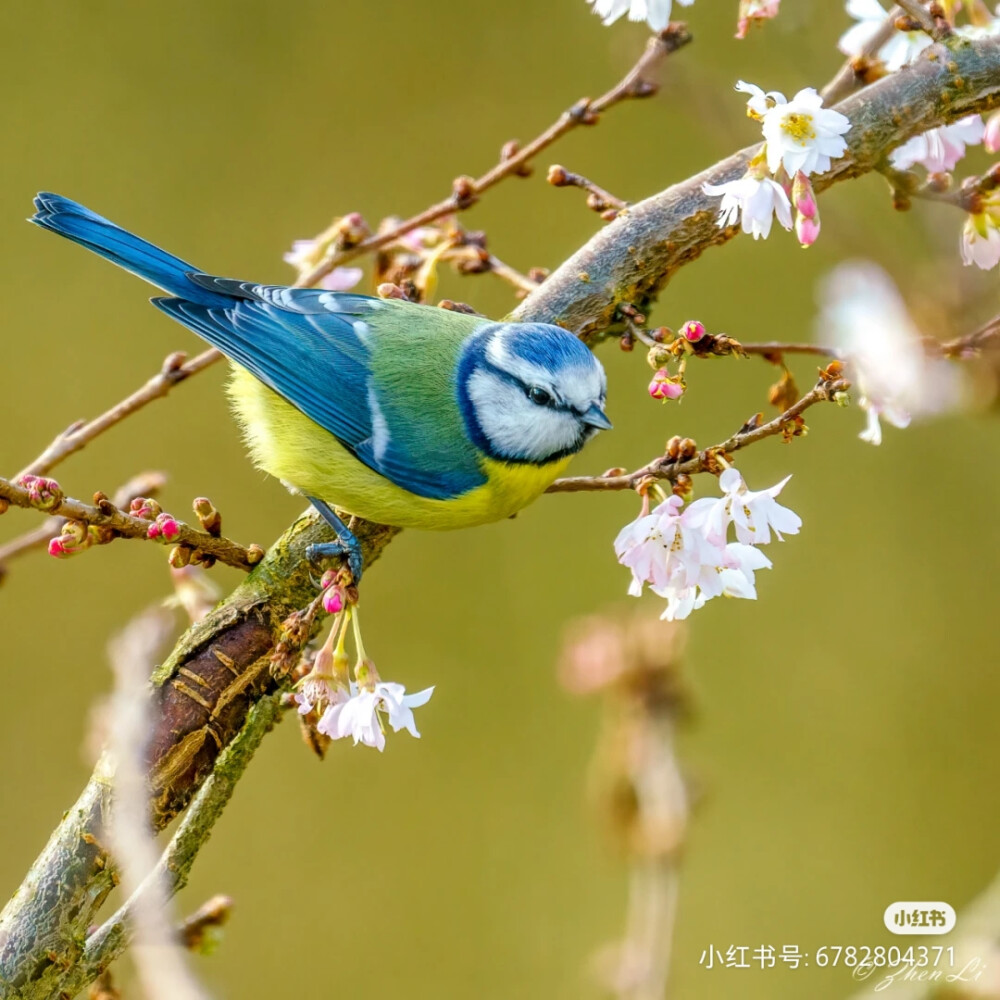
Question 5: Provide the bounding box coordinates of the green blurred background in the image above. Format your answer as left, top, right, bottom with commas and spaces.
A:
1, 1, 998, 997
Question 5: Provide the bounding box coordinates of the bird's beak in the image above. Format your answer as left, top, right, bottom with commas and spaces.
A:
581, 402, 613, 430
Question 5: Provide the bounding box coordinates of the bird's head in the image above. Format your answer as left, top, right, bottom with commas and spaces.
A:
458, 322, 610, 465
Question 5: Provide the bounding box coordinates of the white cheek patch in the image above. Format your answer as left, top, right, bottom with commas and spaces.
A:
467, 370, 581, 462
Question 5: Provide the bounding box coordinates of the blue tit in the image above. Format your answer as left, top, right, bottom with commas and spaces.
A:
30, 194, 611, 579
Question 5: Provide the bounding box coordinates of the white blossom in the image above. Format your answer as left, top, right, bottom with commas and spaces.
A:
736, 83, 850, 177
819, 262, 962, 445
615, 473, 801, 621
318, 681, 434, 751
587, 0, 693, 32
889, 115, 985, 173
961, 206, 1000, 271
702, 173, 793, 239
838, 0, 933, 71
684, 468, 802, 545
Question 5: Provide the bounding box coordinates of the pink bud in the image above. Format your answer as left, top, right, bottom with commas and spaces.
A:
795, 214, 820, 247
322, 586, 345, 615
320, 569, 339, 590
985, 111, 1000, 154
147, 523, 161, 539
159, 517, 180, 541
648, 370, 686, 401
48, 537, 67, 558
680, 320, 706, 342
791, 171, 818, 219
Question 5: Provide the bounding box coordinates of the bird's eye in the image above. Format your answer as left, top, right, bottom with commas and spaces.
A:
527, 386, 553, 407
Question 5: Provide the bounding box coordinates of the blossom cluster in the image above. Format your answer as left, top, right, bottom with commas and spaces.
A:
615, 470, 801, 621
703, 83, 850, 247
294, 593, 433, 752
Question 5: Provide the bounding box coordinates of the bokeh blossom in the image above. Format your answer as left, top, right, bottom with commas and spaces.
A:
889, 115, 985, 173
819, 262, 962, 444
283, 239, 364, 291
587, 0, 694, 32
736, 0, 780, 39
838, 0, 933, 70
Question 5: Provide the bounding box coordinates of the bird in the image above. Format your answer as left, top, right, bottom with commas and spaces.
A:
30, 193, 611, 581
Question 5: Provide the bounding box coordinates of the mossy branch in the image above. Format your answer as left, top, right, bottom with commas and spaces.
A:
2, 33, 999, 1000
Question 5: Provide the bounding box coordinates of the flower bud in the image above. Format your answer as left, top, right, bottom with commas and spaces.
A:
680, 320, 706, 342
130, 496, 162, 520
18, 475, 63, 511
792, 171, 820, 247
795, 213, 820, 247
322, 585, 346, 615
193, 497, 222, 537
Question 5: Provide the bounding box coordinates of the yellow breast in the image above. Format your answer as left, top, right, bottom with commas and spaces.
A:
226, 367, 570, 530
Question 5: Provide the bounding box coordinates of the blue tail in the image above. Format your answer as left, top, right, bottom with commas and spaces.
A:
30, 193, 230, 307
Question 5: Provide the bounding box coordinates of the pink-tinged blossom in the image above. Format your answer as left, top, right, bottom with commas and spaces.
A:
317, 682, 434, 751
648, 369, 685, 400
685, 469, 802, 545
736, 82, 850, 177
985, 111, 1000, 153
736, 0, 780, 38
702, 173, 793, 240
680, 320, 706, 341
838, 0, 933, 71
961, 200, 1000, 271
587, 0, 694, 32
295, 672, 348, 717
614, 495, 718, 598
889, 115, 985, 173
615, 475, 799, 621
283, 240, 363, 291
819, 262, 962, 444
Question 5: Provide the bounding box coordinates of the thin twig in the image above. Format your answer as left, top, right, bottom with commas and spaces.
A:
739, 341, 838, 357
896, 0, 942, 36
486, 254, 543, 295
294, 27, 692, 289
547, 379, 848, 494
17, 349, 221, 480
0, 475, 258, 571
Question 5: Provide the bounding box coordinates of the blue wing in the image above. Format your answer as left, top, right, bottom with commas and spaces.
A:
154, 285, 487, 500
30, 194, 487, 500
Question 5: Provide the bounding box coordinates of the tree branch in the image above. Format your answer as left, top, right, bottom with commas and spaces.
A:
0, 476, 258, 572
296, 26, 692, 289
511, 35, 1000, 341
547, 379, 848, 494
3, 33, 1000, 1000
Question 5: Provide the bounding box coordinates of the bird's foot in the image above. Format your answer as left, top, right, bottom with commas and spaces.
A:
307, 497, 364, 585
